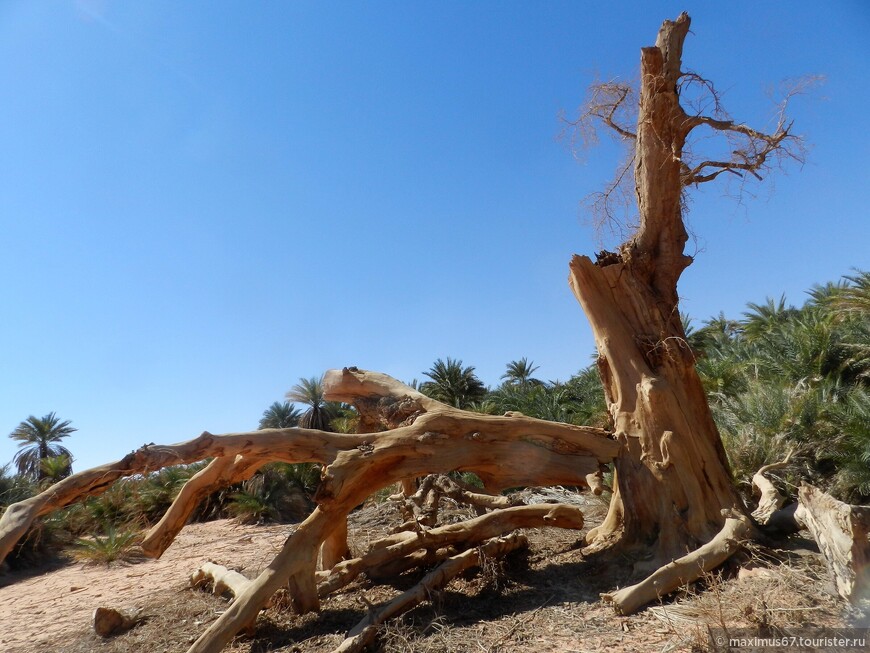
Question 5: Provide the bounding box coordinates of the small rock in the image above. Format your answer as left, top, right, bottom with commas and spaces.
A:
92, 606, 142, 637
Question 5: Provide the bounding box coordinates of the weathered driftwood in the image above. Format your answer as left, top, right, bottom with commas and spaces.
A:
191, 562, 254, 600
92, 607, 143, 638
603, 512, 752, 615
795, 484, 870, 602
331, 533, 528, 653
316, 504, 584, 597
751, 451, 793, 526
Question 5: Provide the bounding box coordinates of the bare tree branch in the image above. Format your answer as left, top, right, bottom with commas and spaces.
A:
559, 78, 641, 246
561, 79, 638, 154
585, 150, 638, 243
677, 75, 820, 187
586, 82, 637, 140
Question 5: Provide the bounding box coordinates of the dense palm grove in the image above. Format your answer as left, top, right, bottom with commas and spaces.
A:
1, 272, 868, 567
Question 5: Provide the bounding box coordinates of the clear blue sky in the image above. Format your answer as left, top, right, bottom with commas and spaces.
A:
1, 1, 867, 472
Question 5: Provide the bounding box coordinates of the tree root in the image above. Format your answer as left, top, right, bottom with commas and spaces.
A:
602, 511, 753, 615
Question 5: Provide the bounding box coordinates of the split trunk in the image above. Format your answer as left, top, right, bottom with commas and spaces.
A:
569, 13, 745, 564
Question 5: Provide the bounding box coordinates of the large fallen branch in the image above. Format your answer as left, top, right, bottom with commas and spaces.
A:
603, 511, 753, 615
0, 428, 362, 565
795, 484, 870, 602
142, 455, 261, 558
0, 368, 615, 653
187, 377, 614, 653
331, 533, 528, 653
0, 390, 613, 568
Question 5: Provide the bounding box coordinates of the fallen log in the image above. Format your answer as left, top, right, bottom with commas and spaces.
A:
331, 533, 528, 653
185, 371, 613, 653
795, 484, 870, 602
0, 401, 614, 568
0, 369, 614, 653
191, 562, 254, 600
0, 428, 360, 565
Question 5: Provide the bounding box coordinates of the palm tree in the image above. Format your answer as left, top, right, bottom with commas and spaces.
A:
9, 413, 76, 482
687, 312, 742, 357
824, 270, 870, 317
500, 358, 541, 387
39, 454, 73, 486
817, 271, 870, 382
0, 464, 35, 507
258, 401, 302, 430
286, 376, 338, 431
741, 295, 796, 340
420, 357, 487, 409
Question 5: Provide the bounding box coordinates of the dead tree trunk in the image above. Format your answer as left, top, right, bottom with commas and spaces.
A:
568, 11, 802, 567
570, 13, 743, 563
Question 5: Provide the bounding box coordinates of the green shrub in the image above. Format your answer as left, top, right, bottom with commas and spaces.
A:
73, 526, 142, 565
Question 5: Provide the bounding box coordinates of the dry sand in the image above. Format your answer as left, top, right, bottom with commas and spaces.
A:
0, 520, 291, 653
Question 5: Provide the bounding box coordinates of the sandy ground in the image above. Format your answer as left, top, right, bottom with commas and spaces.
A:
0, 520, 293, 653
